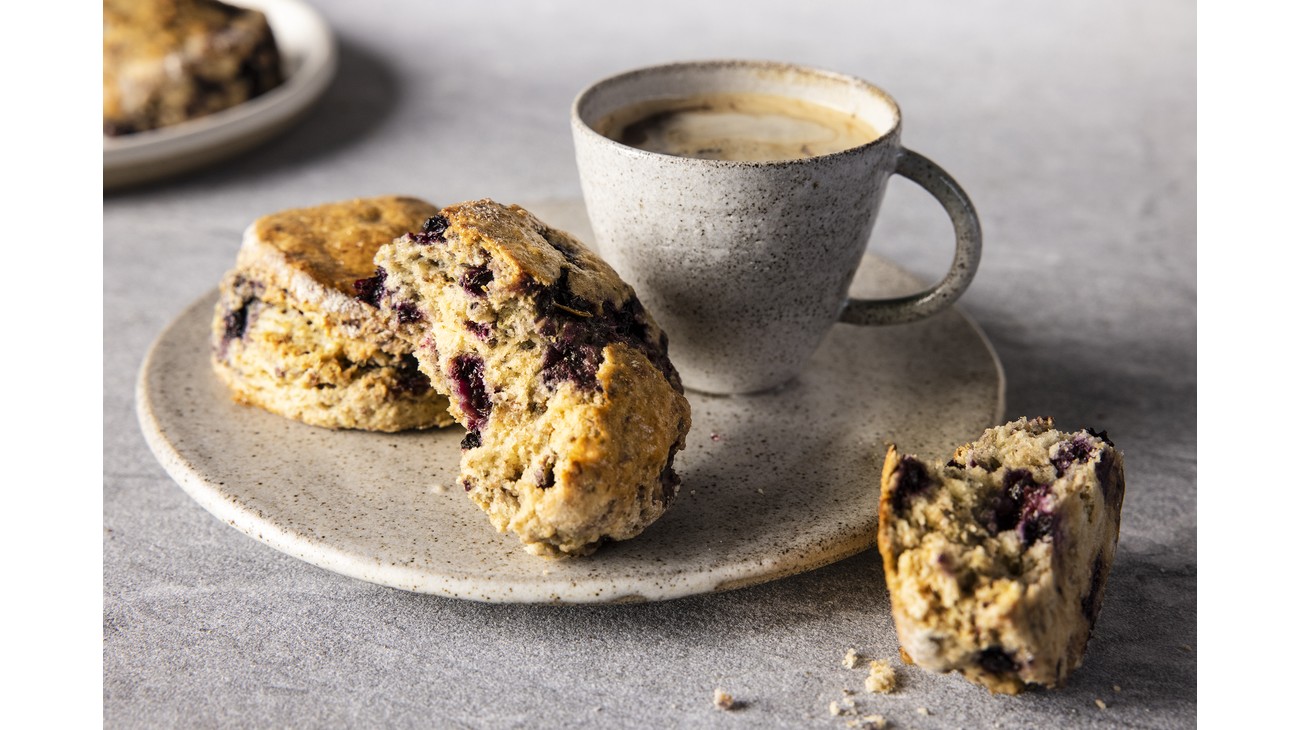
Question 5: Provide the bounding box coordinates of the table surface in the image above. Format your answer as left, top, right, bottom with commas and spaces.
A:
103, 1, 1196, 727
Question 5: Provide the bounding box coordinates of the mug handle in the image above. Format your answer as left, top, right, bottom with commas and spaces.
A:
839, 148, 982, 326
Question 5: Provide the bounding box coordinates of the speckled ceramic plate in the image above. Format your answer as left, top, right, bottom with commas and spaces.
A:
136, 201, 1004, 603
104, 0, 337, 190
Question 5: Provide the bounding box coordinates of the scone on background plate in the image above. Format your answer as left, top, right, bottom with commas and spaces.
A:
212, 196, 455, 433
103, 0, 284, 136
877, 417, 1125, 694
363, 199, 692, 557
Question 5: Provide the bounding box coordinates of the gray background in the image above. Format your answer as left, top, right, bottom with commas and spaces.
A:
104, 0, 1195, 726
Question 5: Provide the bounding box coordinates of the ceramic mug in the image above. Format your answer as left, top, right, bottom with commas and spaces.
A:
571, 60, 981, 394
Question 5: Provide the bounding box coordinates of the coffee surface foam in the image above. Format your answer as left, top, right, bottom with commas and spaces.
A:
596, 92, 879, 162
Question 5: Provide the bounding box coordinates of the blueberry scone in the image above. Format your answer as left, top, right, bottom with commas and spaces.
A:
212, 196, 454, 432
104, 0, 283, 136
363, 200, 691, 557
877, 417, 1125, 694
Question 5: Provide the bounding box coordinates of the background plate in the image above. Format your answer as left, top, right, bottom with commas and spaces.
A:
136, 202, 1004, 603
104, 0, 338, 190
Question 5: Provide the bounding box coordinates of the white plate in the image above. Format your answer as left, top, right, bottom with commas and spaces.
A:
103, 0, 338, 190
136, 202, 1004, 603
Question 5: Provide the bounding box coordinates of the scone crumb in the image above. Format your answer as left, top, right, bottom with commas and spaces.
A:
848, 714, 889, 729
713, 688, 736, 710
429, 483, 447, 494
830, 701, 845, 716
842, 648, 863, 669
1095, 699, 1108, 710
916, 706, 930, 716
864, 660, 896, 694
1112, 684, 1122, 693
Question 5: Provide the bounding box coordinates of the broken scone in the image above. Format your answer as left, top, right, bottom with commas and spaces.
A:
363, 199, 691, 557
212, 196, 455, 432
877, 417, 1125, 694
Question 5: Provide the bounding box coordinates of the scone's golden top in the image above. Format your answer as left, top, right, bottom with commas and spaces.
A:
251, 196, 439, 294
439, 200, 632, 308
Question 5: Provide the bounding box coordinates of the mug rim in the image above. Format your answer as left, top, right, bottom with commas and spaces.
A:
571, 59, 903, 168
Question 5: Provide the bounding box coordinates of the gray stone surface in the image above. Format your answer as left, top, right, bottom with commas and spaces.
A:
104, 0, 1195, 726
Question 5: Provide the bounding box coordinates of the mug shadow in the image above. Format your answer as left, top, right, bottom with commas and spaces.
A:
105, 36, 402, 198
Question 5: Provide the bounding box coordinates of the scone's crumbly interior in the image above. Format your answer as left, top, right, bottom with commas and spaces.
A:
878, 417, 1125, 694
212, 196, 454, 433
103, 0, 283, 136
366, 199, 691, 557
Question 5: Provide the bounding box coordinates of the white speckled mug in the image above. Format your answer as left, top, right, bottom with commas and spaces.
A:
572, 60, 981, 394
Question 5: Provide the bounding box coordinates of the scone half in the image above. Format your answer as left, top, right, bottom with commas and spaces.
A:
364, 199, 692, 557
878, 417, 1125, 694
212, 195, 454, 432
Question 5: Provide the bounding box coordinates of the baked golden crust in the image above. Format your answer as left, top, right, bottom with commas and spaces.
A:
234, 196, 439, 350
425, 199, 631, 309
212, 196, 454, 432
251, 196, 439, 294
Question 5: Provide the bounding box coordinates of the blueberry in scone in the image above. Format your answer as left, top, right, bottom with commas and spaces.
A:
877, 417, 1125, 694
103, 0, 284, 136
364, 199, 692, 557
211, 196, 455, 432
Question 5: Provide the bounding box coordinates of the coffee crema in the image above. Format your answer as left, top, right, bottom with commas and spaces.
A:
595, 92, 880, 162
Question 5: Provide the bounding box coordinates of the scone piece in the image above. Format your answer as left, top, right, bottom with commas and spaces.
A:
877, 417, 1125, 694
365, 200, 692, 557
104, 0, 283, 136
212, 196, 454, 432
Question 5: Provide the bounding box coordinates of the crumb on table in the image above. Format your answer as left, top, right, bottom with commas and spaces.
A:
713, 688, 737, 710
864, 660, 896, 694
842, 648, 863, 669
